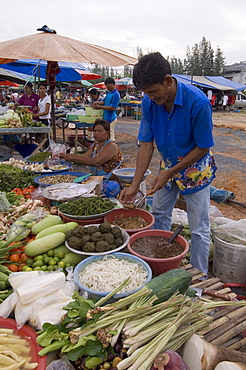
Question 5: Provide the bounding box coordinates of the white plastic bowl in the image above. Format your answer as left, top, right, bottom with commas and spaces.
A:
73, 252, 152, 302
112, 168, 151, 184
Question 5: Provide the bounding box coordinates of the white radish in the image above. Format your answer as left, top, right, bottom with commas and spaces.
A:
215, 362, 246, 370
180, 334, 246, 370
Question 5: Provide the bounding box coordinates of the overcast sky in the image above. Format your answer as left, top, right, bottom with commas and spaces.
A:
1, 0, 245, 68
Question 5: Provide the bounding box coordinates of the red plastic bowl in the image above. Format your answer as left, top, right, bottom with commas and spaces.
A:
127, 229, 189, 275
59, 212, 104, 226
0, 317, 47, 369
104, 208, 155, 235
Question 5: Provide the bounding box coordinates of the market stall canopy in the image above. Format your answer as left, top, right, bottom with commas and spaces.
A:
0, 32, 137, 67
76, 71, 102, 81
0, 59, 88, 82
115, 77, 135, 86
173, 74, 246, 91
0, 67, 27, 84
0, 80, 19, 87
93, 82, 106, 89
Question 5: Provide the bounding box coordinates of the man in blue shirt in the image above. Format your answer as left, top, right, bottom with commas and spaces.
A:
119, 52, 217, 276
93, 77, 120, 141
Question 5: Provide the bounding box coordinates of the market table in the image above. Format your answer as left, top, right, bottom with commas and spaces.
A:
0, 127, 51, 148
67, 120, 94, 154
119, 101, 142, 118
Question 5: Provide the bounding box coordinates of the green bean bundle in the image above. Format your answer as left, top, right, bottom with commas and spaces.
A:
59, 197, 115, 216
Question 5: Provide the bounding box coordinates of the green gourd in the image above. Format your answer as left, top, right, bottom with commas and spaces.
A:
146, 268, 192, 304
31, 215, 62, 235
25, 232, 66, 256
35, 222, 78, 239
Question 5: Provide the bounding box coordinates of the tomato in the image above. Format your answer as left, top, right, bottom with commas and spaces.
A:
9, 253, 20, 262
18, 263, 26, 271
20, 245, 26, 252
8, 264, 18, 272
29, 185, 35, 190
25, 195, 32, 199
20, 253, 29, 263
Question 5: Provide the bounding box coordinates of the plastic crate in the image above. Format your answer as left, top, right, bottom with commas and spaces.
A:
67, 114, 79, 121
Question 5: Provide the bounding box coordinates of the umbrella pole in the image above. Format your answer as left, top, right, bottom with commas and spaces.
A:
50, 91, 56, 142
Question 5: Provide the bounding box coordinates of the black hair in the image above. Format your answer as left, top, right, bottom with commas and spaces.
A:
104, 77, 115, 85
133, 52, 172, 90
93, 118, 110, 133
38, 82, 47, 89
88, 88, 100, 96
25, 81, 33, 88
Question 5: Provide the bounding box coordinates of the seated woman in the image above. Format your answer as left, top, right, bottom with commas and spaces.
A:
60, 119, 124, 179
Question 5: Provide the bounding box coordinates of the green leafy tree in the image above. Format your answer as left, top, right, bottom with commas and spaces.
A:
167, 56, 184, 74
185, 37, 225, 76
214, 46, 226, 75
136, 46, 144, 60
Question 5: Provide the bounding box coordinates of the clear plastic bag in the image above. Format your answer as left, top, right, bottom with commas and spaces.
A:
46, 356, 75, 370
212, 218, 246, 245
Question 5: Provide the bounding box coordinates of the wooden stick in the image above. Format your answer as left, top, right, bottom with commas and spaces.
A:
204, 307, 246, 342
211, 319, 246, 346
228, 336, 246, 350
192, 277, 220, 288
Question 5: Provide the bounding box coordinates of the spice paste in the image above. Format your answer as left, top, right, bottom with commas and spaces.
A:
131, 235, 184, 258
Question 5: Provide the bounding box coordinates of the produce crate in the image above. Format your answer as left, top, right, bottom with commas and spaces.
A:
67, 114, 79, 121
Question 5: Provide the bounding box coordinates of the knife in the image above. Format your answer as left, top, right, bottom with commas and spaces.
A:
190, 287, 231, 301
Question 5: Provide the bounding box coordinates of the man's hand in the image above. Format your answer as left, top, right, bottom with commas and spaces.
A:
149, 171, 172, 194
92, 103, 101, 110
118, 185, 139, 205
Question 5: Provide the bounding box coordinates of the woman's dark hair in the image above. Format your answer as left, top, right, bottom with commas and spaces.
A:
88, 88, 100, 96
38, 82, 47, 89
93, 118, 110, 133
133, 52, 172, 90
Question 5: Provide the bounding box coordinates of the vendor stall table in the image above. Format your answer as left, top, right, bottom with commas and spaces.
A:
183, 264, 246, 352
67, 121, 94, 154
0, 127, 51, 143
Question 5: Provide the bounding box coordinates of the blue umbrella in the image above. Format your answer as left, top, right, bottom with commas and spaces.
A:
0, 59, 90, 82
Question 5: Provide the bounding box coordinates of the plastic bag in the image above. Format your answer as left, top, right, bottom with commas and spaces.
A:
209, 205, 224, 224
212, 218, 246, 245
47, 139, 70, 157
46, 356, 75, 370
5, 208, 48, 242
172, 208, 188, 226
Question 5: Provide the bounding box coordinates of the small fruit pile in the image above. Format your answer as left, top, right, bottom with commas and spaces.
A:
11, 185, 36, 199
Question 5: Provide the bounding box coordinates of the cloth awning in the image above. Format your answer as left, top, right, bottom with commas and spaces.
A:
173, 74, 246, 92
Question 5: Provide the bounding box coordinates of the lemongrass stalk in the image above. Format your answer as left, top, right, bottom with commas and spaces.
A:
110, 293, 151, 347
118, 307, 189, 370
95, 277, 132, 307
70, 300, 159, 340
124, 305, 181, 337
123, 293, 185, 332
124, 315, 179, 352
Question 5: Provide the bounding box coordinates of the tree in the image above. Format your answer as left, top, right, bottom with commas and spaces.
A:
185, 37, 225, 76
167, 56, 184, 74
136, 46, 144, 60
214, 46, 226, 75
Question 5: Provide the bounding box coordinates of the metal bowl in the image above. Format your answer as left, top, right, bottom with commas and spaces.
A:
112, 168, 151, 184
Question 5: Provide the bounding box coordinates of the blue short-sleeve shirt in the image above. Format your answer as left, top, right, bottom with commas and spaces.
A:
138, 79, 217, 194
103, 88, 120, 123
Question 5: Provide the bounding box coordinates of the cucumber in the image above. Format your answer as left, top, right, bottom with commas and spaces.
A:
31, 215, 62, 235
62, 252, 85, 266
146, 268, 192, 304
35, 222, 78, 239
25, 232, 66, 256
53, 245, 71, 255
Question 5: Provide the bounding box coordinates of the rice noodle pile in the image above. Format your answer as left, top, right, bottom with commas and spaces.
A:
79, 256, 148, 294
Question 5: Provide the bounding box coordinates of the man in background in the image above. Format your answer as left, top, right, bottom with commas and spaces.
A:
93, 77, 120, 141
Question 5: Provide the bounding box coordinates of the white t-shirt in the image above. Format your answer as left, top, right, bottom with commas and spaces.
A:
38, 95, 51, 119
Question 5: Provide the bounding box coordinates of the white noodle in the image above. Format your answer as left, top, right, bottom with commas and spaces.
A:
78, 256, 148, 294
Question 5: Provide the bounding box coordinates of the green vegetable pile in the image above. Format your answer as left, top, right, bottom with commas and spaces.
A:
59, 197, 115, 217
5, 191, 24, 206
0, 164, 36, 192
28, 151, 52, 162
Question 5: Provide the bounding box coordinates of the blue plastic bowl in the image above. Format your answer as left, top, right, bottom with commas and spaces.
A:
74, 252, 152, 302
